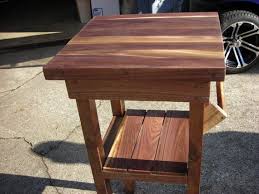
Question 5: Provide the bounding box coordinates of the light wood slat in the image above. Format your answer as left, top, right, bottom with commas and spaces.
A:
78, 28, 221, 37
154, 111, 189, 174
129, 110, 165, 172
94, 11, 218, 20
60, 43, 224, 52
104, 110, 146, 171
70, 36, 222, 44
203, 103, 227, 134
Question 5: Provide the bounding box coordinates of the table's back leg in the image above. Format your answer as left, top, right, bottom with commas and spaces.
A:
216, 81, 225, 109
110, 100, 135, 193
77, 99, 112, 194
187, 101, 205, 194
123, 180, 135, 194
111, 100, 125, 116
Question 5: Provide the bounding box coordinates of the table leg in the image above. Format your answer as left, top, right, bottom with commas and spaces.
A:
76, 99, 112, 194
123, 180, 135, 194
216, 81, 225, 109
187, 101, 205, 194
111, 100, 125, 116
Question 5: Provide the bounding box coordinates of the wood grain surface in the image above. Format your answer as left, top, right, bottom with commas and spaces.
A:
104, 109, 189, 175
130, 110, 165, 172
187, 101, 205, 194
216, 81, 225, 109
154, 111, 189, 174
65, 80, 210, 102
76, 99, 112, 194
44, 12, 225, 81
104, 110, 146, 171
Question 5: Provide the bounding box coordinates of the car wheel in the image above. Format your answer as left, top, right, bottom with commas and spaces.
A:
220, 10, 259, 73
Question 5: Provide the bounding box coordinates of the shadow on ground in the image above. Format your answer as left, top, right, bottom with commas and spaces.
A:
0, 174, 95, 193
0, 0, 83, 49
33, 141, 89, 164
1, 131, 257, 193
0, 46, 63, 68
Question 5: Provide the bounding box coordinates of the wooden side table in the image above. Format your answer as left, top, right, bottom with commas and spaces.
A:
44, 12, 227, 194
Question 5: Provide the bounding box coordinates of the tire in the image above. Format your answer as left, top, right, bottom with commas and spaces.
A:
220, 10, 259, 74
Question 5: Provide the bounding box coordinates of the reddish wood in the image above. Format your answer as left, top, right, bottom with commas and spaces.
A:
187, 101, 205, 194
104, 110, 146, 171
130, 110, 165, 172
216, 81, 225, 109
102, 169, 187, 184
203, 102, 227, 134
43, 12, 226, 193
111, 100, 125, 116
103, 116, 124, 157
104, 110, 189, 175
109, 102, 136, 193
76, 99, 112, 194
65, 80, 210, 102
43, 12, 225, 81
123, 180, 135, 194
154, 111, 189, 174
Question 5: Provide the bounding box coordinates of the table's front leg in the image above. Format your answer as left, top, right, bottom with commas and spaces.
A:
76, 99, 112, 194
187, 101, 205, 194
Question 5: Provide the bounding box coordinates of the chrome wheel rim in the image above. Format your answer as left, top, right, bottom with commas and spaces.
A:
223, 21, 259, 69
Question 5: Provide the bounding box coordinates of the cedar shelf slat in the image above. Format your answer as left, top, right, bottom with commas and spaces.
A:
103, 109, 189, 176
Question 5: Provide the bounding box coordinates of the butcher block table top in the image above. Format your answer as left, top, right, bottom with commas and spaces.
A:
43, 12, 225, 81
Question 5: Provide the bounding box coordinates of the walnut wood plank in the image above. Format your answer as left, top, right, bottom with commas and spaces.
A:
130, 110, 165, 172
203, 103, 227, 134
154, 111, 189, 174
104, 110, 146, 171
43, 12, 225, 81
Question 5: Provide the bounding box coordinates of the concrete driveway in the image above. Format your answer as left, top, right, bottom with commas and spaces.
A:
0, 45, 258, 193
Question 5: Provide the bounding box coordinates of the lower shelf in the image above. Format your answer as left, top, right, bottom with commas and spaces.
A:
103, 109, 189, 176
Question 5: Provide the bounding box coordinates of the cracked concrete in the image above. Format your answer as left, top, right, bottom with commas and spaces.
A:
0, 71, 43, 98
41, 157, 62, 194
0, 138, 58, 193
0, 44, 259, 194
33, 125, 81, 156
0, 136, 33, 147
0, 68, 43, 97
0, 133, 67, 194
